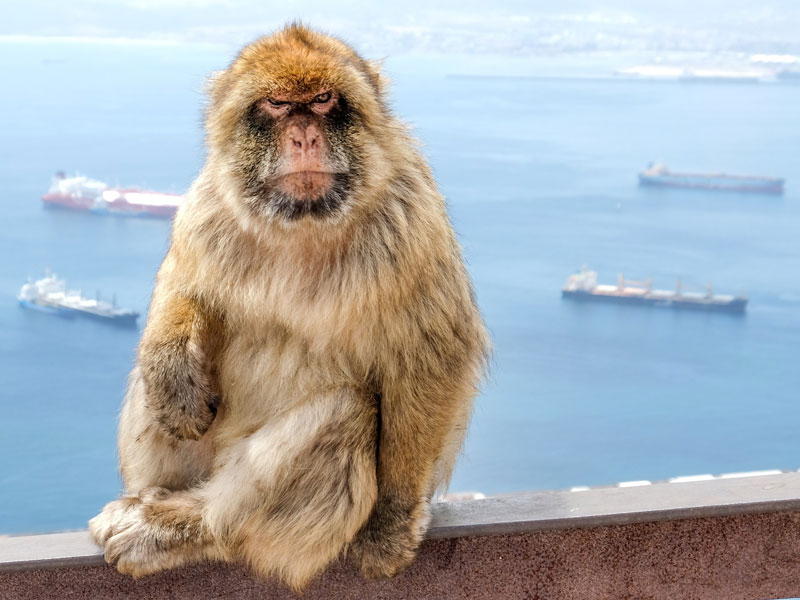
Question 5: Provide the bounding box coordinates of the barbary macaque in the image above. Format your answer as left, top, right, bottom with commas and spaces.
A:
89, 24, 489, 590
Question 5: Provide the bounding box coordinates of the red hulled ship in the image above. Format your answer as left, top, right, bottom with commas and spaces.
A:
42, 172, 182, 218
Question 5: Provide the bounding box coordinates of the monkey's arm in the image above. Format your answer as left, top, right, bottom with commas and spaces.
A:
350, 283, 488, 578
138, 270, 223, 441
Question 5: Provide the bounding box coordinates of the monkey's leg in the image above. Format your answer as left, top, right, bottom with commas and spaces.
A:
88, 368, 218, 573
201, 386, 377, 590
118, 367, 215, 494
349, 375, 476, 579
91, 387, 377, 590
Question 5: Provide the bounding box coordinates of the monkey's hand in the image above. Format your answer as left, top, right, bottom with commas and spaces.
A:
139, 338, 220, 441
349, 497, 430, 579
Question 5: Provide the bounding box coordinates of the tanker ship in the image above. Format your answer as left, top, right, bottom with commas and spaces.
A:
42, 172, 182, 218
18, 273, 139, 325
562, 267, 747, 313
639, 163, 784, 195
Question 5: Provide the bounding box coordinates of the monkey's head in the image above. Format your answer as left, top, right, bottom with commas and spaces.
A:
207, 24, 392, 225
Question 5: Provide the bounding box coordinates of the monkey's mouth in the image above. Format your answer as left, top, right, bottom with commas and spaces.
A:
277, 171, 337, 201
256, 172, 351, 221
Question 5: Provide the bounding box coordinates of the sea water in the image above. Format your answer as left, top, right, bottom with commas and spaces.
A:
1, 41, 798, 534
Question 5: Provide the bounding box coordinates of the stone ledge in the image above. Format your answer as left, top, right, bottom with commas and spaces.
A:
2, 472, 800, 599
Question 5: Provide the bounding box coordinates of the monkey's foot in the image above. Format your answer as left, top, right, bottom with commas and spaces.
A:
349, 501, 430, 579
89, 488, 198, 577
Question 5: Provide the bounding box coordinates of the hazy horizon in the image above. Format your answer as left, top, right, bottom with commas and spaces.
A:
4, 1, 800, 58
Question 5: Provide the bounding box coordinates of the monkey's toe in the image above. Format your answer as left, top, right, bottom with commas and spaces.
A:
89, 496, 142, 547
101, 502, 170, 576
106, 527, 165, 576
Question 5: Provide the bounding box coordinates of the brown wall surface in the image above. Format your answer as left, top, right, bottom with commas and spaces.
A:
2, 510, 800, 600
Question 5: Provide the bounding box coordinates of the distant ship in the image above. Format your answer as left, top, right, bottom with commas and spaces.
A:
18, 273, 139, 325
678, 69, 762, 84
639, 163, 784, 195
562, 267, 747, 313
616, 65, 768, 83
750, 54, 800, 81
42, 172, 182, 218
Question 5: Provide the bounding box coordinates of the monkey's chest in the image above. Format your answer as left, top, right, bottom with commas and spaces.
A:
213, 327, 365, 423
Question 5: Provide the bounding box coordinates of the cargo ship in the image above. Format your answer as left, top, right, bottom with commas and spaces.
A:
18, 273, 139, 325
639, 163, 784, 195
42, 172, 182, 218
562, 267, 747, 313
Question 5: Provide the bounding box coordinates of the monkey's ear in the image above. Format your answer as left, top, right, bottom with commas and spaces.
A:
206, 69, 233, 108
364, 59, 390, 97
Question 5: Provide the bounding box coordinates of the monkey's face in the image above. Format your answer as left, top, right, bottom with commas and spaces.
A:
207, 28, 390, 226
240, 87, 358, 222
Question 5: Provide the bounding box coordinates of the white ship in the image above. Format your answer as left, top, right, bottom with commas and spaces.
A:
18, 273, 139, 325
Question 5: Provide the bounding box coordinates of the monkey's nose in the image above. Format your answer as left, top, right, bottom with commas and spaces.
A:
288, 126, 320, 153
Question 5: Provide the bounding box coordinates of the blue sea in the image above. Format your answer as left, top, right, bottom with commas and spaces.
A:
1, 41, 798, 535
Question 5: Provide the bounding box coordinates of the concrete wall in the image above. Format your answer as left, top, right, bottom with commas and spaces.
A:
3, 472, 800, 599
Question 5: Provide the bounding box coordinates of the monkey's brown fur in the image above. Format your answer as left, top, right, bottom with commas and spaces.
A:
89, 24, 489, 591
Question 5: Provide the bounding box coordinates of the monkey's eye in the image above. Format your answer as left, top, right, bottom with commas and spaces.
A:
311, 92, 332, 104
266, 98, 289, 107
